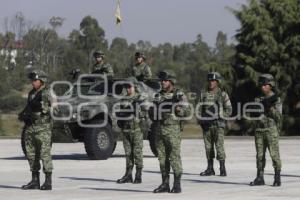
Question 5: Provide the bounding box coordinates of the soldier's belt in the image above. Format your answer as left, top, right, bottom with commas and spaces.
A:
255, 126, 277, 132
200, 120, 225, 128
256, 119, 276, 129
161, 118, 180, 125
30, 112, 42, 117
34, 116, 51, 124
122, 119, 140, 130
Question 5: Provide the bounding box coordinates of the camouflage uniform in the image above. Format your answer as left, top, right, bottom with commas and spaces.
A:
117, 78, 147, 184
131, 62, 152, 82
92, 62, 114, 77
198, 72, 232, 176
24, 86, 53, 173
128, 52, 152, 82
153, 70, 191, 193
19, 70, 53, 190
92, 50, 114, 77
250, 74, 282, 187
199, 88, 232, 159
253, 95, 282, 172
121, 93, 145, 170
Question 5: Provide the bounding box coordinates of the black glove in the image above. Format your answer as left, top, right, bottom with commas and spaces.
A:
261, 94, 278, 112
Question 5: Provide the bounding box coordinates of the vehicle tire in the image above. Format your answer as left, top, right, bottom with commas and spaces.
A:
148, 123, 158, 157
83, 120, 116, 160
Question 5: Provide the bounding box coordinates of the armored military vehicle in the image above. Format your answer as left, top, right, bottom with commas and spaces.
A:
30, 75, 160, 160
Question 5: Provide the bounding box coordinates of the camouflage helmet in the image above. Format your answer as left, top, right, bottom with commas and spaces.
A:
258, 74, 275, 87
135, 52, 146, 60
28, 69, 48, 83
93, 50, 104, 58
207, 72, 222, 82
158, 69, 177, 84
124, 76, 139, 88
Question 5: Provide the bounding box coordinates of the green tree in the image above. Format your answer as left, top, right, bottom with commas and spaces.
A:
70, 16, 108, 70
231, 0, 300, 134
109, 37, 131, 76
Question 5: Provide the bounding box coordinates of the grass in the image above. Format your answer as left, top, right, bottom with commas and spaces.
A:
0, 114, 203, 139
0, 114, 23, 137
182, 122, 203, 138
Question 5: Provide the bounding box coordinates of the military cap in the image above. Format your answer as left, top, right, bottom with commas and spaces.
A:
135, 52, 146, 60
93, 50, 105, 58
158, 69, 177, 84
258, 74, 275, 87
28, 69, 48, 83
207, 72, 222, 82
124, 77, 139, 88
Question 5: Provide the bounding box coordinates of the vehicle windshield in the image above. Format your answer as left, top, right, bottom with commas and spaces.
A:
88, 82, 106, 95
86, 81, 125, 96
64, 84, 93, 97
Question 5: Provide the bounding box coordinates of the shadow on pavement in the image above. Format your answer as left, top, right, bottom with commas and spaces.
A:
185, 179, 249, 186
0, 185, 20, 189
1, 153, 155, 160
81, 187, 151, 193
144, 170, 199, 176
52, 154, 89, 160
1, 154, 89, 160
0, 156, 27, 160
60, 176, 116, 183
111, 154, 156, 158
265, 173, 300, 178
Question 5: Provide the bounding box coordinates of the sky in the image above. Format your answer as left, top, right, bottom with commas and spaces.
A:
0, 0, 248, 47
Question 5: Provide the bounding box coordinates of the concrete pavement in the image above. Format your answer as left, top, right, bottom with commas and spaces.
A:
0, 138, 299, 200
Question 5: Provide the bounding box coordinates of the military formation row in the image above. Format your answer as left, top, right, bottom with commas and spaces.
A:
18, 51, 282, 193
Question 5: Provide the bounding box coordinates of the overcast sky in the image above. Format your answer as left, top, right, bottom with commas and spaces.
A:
0, 0, 247, 47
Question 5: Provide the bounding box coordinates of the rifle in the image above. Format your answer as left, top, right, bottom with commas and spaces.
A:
261, 94, 278, 111
149, 90, 185, 130
247, 94, 278, 118
18, 90, 43, 126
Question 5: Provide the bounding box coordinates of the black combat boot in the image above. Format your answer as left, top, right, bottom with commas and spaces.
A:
273, 170, 281, 187
153, 174, 170, 193
133, 168, 142, 184
40, 172, 52, 190
117, 167, 133, 184
22, 171, 40, 190
170, 174, 181, 193
200, 159, 215, 176
220, 160, 227, 176
250, 170, 265, 186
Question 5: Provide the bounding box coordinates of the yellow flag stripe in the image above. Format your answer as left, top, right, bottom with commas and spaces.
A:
115, 0, 122, 25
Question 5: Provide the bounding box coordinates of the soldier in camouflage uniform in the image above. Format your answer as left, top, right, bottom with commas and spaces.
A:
116, 77, 147, 184
197, 72, 232, 177
250, 74, 282, 187
92, 50, 114, 77
128, 52, 152, 82
18, 70, 53, 190
152, 70, 191, 193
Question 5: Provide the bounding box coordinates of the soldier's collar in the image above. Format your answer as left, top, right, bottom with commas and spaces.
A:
162, 86, 176, 94
37, 84, 46, 92
208, 87, 220, 93
264, 91, 274, 97
136, 62, 145, 66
